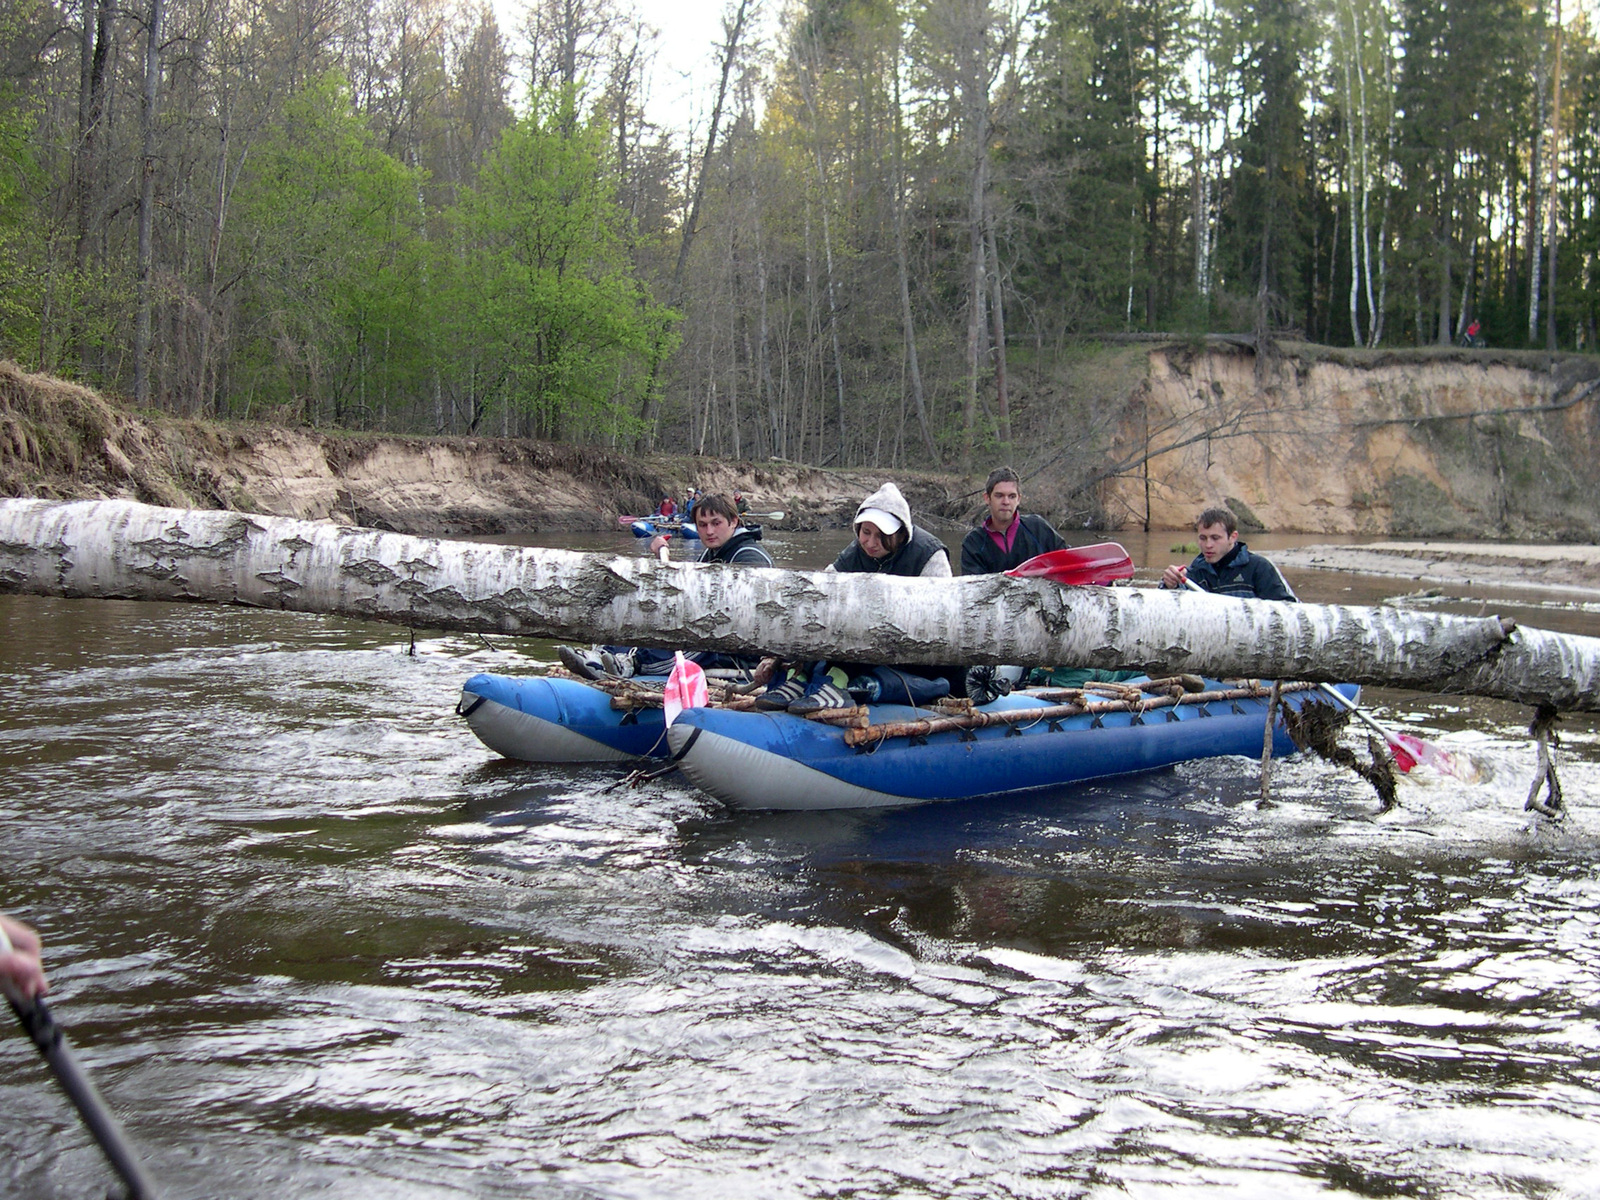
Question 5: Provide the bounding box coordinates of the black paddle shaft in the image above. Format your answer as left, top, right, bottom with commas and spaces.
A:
6, 993, 159, 1200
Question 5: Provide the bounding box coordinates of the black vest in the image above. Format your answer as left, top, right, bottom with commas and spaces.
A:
832, 526, 947, 576
701, 526, 772, 566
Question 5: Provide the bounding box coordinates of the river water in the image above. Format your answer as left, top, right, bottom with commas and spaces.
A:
2, 526, 1598, 1199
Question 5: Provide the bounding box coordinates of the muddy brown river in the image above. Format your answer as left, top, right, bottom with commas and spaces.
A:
2, 526, 1598, 1198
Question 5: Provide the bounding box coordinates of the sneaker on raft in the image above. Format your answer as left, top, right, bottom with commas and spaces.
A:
787, 682, 853, 715
600, 648, 637, 678
557, 645, 606, 680
755, 675, 807, 710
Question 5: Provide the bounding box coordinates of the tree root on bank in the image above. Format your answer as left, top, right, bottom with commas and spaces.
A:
1525, 703, 1564, 819
1283, 700, 1400, 814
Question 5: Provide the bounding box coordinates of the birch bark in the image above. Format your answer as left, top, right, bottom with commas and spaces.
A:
3, 499, 1598, 712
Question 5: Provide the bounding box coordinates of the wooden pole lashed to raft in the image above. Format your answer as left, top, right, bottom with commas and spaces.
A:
590, 672, 1312, 746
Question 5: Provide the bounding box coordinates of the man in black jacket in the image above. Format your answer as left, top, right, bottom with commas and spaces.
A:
958, 468, 1070, 702
562, 493, 773, 678
647, 492, 772, 566
960, 467, 1067, 575
1160, 506, 1296, 601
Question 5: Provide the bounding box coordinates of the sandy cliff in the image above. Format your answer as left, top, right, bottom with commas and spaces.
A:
1106, 342, 1600, 539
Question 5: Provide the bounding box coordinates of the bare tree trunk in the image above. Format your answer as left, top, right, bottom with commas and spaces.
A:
984, 205, 1009, 447
75, 0, 114, 378
817, 145, 847, 465
639, 0, 750, 449
1369, 31, 1395, 347
947, 0, 1001, 474
964, 148, 987, 473
3, 498, 1597, 711
1337, 0, 1363, 345
892, 51, 937, 464
134, 0, 164, 407
669, 0, 746, 296
1530, 58, 1546, 344
792, 28, 848, 467
756, 209, 779, 459
1437, 234, 1452, 345
1547, 0, 1563, 352
1255, 193, 1274, 351
198, 120, 229, 417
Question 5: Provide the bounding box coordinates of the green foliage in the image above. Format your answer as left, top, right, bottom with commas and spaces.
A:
1393, 0, 1528, 344
1010, 0, 1186, 328
8, 0, 1600, 467
442, 87, 677, 442
229, 72, 429, 424
1211, 0, 1313, 322
0, 0, 43, 364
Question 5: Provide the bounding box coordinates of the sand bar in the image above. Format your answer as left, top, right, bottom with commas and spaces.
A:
1272, 542, 1600, 595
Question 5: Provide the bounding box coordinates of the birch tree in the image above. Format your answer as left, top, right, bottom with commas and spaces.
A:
1329, 0, 1394, 347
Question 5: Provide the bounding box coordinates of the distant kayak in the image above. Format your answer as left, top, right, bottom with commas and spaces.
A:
628, 518, 700, 540
628, 518, 762, 541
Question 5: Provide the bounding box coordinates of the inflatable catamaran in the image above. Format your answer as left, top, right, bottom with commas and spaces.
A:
456, 542, 1353, 810
457, 671, 1352, 811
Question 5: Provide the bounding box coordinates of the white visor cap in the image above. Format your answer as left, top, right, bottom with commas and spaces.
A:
854, 507, 903, 535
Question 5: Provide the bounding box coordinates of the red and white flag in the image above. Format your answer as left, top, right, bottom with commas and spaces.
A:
662, 651, 708, 726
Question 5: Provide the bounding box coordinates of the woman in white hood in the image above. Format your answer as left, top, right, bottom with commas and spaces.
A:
760, 482, 952, 713
826, 481, 951, 577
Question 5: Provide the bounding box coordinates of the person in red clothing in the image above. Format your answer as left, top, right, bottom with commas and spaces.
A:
658, 495, 677, 519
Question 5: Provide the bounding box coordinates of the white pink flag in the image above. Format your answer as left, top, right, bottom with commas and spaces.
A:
662, 651, 708, 725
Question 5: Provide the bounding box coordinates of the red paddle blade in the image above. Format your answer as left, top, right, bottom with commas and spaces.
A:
1006, 542, 1135, 586
1393, 732, 1469, 777
1387, 739, 1419, 773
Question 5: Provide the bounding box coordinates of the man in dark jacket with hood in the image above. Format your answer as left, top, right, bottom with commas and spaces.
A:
1160, 506, 1296, 601
960, 467, 1066, 575
648, 492, 773, 566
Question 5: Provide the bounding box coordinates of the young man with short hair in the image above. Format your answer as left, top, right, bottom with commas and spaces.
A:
648, 492, 772, 566
561, 493, 773, 679
1160, 506, 1296, 601
959, 467, 1067, 576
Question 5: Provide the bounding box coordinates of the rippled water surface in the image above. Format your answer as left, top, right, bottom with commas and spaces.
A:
2, 528, 1599, 1199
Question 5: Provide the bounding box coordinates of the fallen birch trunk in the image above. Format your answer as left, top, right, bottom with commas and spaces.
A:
3, 498, 1599, 712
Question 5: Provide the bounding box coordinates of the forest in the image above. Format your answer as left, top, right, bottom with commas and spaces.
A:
0, 0, 1595, 474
